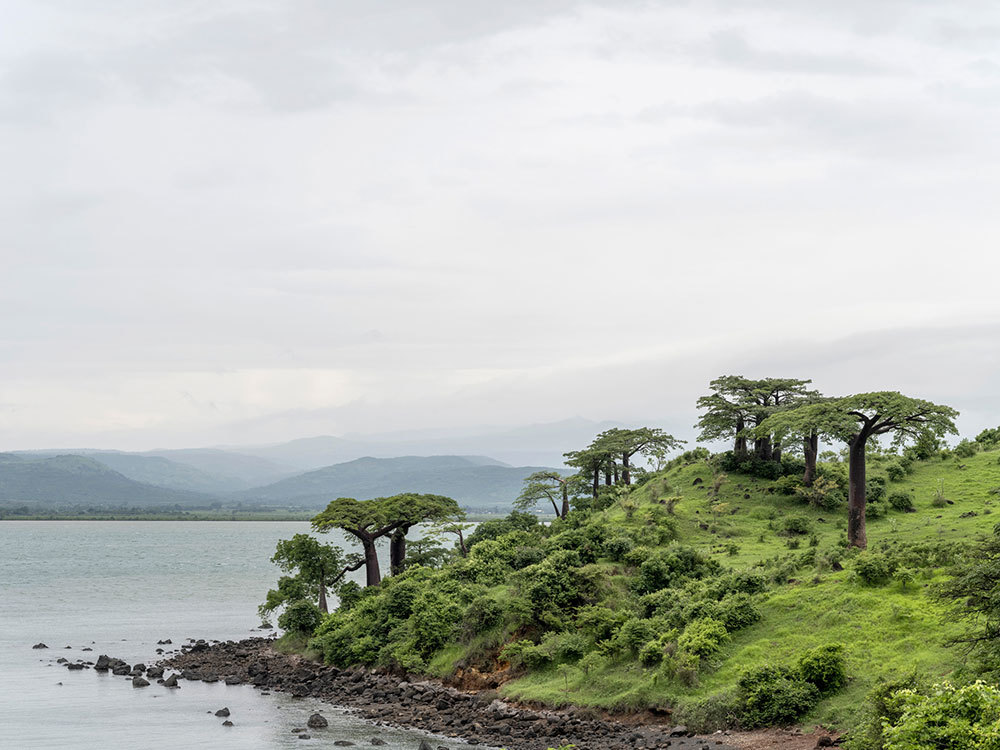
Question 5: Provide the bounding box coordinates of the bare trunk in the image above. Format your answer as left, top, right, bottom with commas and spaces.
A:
361, 536, 381, 586
592, 469, 600, 498
848, 435, 868, 549
755, 436, 773, 461
772, 443, 782, 463
389, 527, 408, 576
560, 482, 569, 519
318, 572, 328, 613
734, 415, 747, 456
621, 452, 631, 485
456, 528, 467, 557
605, 468, 613, 486
803, 432, 818, 487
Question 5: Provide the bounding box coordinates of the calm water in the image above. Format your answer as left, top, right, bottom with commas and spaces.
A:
0, 521, 482, 749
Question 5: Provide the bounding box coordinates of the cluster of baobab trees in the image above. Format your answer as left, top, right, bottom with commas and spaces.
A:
695, 375, 958, 549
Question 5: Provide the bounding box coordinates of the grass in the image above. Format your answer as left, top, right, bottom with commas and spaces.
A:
492, 447, 1000, 729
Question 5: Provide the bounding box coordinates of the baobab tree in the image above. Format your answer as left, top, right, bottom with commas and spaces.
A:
595, 427, 684, 485
265, 533, 364, 613
759, 392, 958, 548
516, 470, 577, 518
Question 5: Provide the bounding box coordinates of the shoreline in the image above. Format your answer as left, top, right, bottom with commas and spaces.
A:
161, 637, 739, 750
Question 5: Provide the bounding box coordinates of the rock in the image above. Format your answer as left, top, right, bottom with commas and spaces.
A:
259, 623, 274, 630
298, 735, 310, 740
94, 655, 111, 671
67, 663, 86, 671
222, 720, 234, 727
112, 665, 131, 676
670, 726, 689, 737
307, 713, 329, 728
82, 647, 92, 652
57, 658, 68, 664
333, 742, 355, 747
32, 643, 48, 649
132, 676, 150, 688
815, 738, 834, 748
147, 666, 164, 679
163, 674, 179, 688
132, 663, 146, 673
157, 639, 172, 645
370, 739, 387, 746
418, 741, 434, 750
215, 708, 230, 717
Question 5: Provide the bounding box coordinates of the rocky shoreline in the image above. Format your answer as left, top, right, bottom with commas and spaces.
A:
158, 637, 738, 750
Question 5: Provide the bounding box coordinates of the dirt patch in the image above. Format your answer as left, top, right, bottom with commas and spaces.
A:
726, 726, 842, 749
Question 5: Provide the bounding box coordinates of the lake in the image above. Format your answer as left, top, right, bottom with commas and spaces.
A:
0, 521, 481, 749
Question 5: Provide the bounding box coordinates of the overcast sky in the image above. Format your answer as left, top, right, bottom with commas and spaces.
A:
1, 0, 999, 450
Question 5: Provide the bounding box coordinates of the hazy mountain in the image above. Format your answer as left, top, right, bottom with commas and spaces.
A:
234, 417, 622, 470
0, 453, 215, 508
238, 455, 558, 510
84, 452, 243, 494
138, 448, 293, 488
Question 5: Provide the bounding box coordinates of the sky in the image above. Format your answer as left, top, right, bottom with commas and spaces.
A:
1, 0, 999, 450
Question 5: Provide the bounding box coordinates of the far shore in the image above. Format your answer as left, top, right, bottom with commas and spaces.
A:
0, 511, 502, 522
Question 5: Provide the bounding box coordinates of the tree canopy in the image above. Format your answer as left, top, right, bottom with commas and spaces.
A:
759, 391, 958, 547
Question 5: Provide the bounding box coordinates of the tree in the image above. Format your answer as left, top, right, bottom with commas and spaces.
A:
759, 392, 958, 548
564, 446, 610, 498
595, 427, 684, 485
383, 493, 463, 575
696, 376, 817, 460
312, 497, 400, 587
516, 470, 574, 518
264, 533, 364, 614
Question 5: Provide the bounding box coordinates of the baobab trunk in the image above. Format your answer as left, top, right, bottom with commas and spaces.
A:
361, 536, 381, 586
560, 483, 570, 519
734, 416, 747, 456
621, 453, 631, 485
847, 435, 868, 549
389, 527, 408, 576
592, 469, 600, 498
605, 469, 613, 486
803, 432, 819, 487
755, 436, 773, 461
772, 443, 782, 463
318, 573, 328, 613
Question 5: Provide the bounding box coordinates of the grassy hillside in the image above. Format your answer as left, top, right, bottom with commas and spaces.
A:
498, 448, 1000, 727
301, 444, 1000, 738
0, 453, 217, 508
240, 455, 558, 510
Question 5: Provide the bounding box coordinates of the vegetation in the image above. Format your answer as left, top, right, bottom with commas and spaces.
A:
257, 380, 1000, 746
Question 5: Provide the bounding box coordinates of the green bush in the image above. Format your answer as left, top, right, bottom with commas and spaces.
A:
881, 681, 1000, 750
798, 643, 847, 694
604, 535, 634, 562
783, 515, 812, 536
774, 475, 802, 496
867, 500, 886, 519
885, 461, 906, 482
277, 599, 324, 634
737, 665, 820, 728
855, 553, 894, 586
462, 595, 504, 637
614, 617, 657, 656
844, 673, 927, 750
867, 476, 887, 502
678, 618, 728, 659
954, 439, 979, 459
888, 491, 916, 513
500, 639, 552, 671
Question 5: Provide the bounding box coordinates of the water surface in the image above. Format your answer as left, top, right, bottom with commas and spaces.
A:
0, 521, 479, 749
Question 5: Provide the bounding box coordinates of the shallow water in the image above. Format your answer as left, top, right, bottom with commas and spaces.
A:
0, 521, 482, 749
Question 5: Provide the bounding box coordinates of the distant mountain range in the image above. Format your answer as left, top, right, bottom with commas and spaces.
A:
236, 455, 557, 511
0, 453, 212, 508
0, 418, 631, 511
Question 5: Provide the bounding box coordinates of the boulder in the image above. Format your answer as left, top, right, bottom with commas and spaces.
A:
67, 663, 86, 671
94, 655, 111, 671
32, 643, 48, 649
215, 708, 230, 717
222, 720, 234, 727
370, 739, 387, 746
147, 666, 164, 679
307, 713, 329, 728
163, 674, 179, 688
132, 676, 150, 688
669, 726, 688, 737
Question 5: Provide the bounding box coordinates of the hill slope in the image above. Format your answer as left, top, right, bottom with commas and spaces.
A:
0, 453, 217, 508
239, 455, 556, 509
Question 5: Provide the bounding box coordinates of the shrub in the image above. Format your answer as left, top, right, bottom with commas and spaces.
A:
577, 605, 628, 643
881, 681, 1000, 750
888, 491, 916, 513
277, 599, 324, 634
885, 461, 906, 482
678, 618, 728, 659
614, 617, 657, 656
500, 639, 552, 671
798, 644, 847, 694
855, 552, 894, 586
867, 476, 887, 502
462, 595, 504, 637
783, 515, 812, 536
633, 545, 721, 594
673, 691, 742, 733
844, 673, 927, 750
737, 665, 819, 728
712, 593, 761, 631
604, 535, 634, 562
774, 475, 802, 496
954, 439, 979, 459
867, 500, 886, 519
639, 640, 665, 666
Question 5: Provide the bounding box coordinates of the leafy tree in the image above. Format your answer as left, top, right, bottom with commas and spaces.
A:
696, 376, 817, 461
312, 497, 400, 587
595, 427, 684, 485
564, 446, 612, 498
759, 392, 958, 548
516, 470, 575, 519
382, 493, 463, 575
268, 533, 362, 613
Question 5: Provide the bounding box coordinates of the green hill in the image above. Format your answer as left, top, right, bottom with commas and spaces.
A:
239, 455, 556, 510
0, 453, 217, 508
297, 444, 1000, 739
